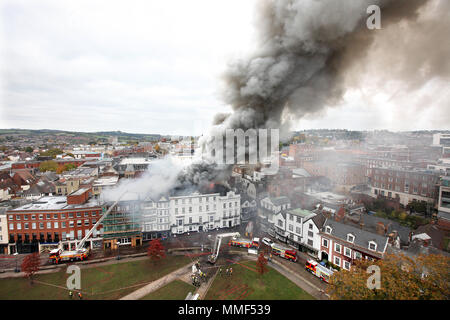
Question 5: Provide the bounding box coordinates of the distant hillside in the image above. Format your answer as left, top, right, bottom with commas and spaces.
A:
0, 129, 161, 141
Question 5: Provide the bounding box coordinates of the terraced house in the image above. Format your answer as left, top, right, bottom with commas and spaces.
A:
319, 219, 389, 271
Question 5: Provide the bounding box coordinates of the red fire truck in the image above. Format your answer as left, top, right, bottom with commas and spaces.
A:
305, 259, 334, 283
228, 237, 260, 249
48, 248, 89, 264
271, 244, 297, 262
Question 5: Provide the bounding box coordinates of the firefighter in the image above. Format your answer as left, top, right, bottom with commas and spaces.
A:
229, 267, 233, 276
69, 291, 73, 299
78, 292, 82, 300
218, 267, 222, 276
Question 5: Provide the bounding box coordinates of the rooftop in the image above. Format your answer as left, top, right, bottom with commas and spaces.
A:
287, 208, 315, 219
10, 196, 101, 211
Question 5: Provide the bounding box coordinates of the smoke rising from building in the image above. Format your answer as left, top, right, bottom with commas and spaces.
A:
108, 0, 450, 200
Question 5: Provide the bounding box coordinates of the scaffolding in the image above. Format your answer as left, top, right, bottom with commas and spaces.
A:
102, 200, 142, 248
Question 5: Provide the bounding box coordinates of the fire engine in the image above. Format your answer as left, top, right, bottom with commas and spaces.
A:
271, 243, 297, 262
305, 259, 334, 283
49, 248, 89, 264
228, 237, 260, 249
47, 192, 126, 265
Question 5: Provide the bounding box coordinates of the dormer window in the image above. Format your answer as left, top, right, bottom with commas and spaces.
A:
368, 241, 377, 251
347, 234, 355, 243
325, 226, 332, 234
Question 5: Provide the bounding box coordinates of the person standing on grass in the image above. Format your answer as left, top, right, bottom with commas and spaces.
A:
229, 267, 233, 276
219, 267, 222, 276
78, 292, 82, 300
69, 291, 73, 299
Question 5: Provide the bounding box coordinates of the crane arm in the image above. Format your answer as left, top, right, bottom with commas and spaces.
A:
76, 192, 127, 251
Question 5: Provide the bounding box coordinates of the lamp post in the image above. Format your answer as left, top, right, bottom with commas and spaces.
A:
13, 252, 20, 273
116, 241, 121, 260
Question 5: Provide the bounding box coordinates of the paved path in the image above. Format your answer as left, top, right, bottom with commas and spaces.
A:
268, 259, 329, 300
119, 263, 192, 300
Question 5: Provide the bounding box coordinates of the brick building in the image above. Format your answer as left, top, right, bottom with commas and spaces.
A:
319, 219, 389, 270
368, 167, 440, 206
6, 189, 102, 254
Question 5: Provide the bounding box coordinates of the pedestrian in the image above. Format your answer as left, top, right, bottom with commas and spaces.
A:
69, 291, 73, 299
225, 268, 229, 276
219, 267, 222, 276
78, 292, 82, 300
229, 267, 233, 276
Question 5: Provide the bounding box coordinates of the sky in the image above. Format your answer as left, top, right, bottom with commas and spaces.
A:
0, 0, 449, 136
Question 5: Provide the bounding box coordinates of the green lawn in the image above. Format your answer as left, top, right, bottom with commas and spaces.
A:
205, 260, 314, 300
0, 255, 191, 300
140, 280, 196, 300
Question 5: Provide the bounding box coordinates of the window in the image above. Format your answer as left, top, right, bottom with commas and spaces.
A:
175, 208, 178, 214
309, 224, 313, 230
54, 222, 58, 229
76, 212, 81, 218
322, 238, 328, 248
61, 213, 66, 219
32, 223, 36, 230
334, 256, 341, 267
84, 220, 89, 226
278, 220, 283, 227
325, 226, 332, 234
24, 215, 28, 220
189, 217, 192, 224
69, 221, 74, 228
84, 212, 89, 217
39, 223, 44, 229
62, 222, 66, 228
296, 227, 301, 234
289, 215, 294, 221
347, 234, 355, 243
69, 213, 74, 218
354, 251, 362, 260
46, 222, 51, 229
307, 239, 313, 246
334, 243, 342, 253
77, 220, 82, 227
288, 224, 293, 232
182, 208, 185, 214
16, 215, 21, 220
308, 231, 314, 238
53, 214, 58, 219
343, 260, 351, 270
46, 214, 50, 219
368, 241, 377, 251
9, 223, 14, 230
344, 247, 351, 257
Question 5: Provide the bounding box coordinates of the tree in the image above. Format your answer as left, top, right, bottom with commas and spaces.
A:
256, 252, 268, 276
25, 146, 33, 153
327, 253, 450, 300
39, 148, 63, 158
21, 253, 41, 284
39, 160, 58, 172
147, 239, 166, 263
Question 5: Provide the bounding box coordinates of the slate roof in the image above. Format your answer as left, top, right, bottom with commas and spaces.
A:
359, 214, 412, 244
269, 196, 290, 206
323, 218, 389, 254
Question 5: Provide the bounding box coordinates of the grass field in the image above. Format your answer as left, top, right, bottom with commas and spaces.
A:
140, 280, 196, 300
205, 260, 314, 300
0, 255, 191, 300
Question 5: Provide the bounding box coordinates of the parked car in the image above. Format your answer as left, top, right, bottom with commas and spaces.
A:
262, 237, 274, 247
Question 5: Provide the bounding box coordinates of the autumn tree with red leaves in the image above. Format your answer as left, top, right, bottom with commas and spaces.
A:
21, 253, 41, 284
147, 239, 166, 263
256, 251, 268, 276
